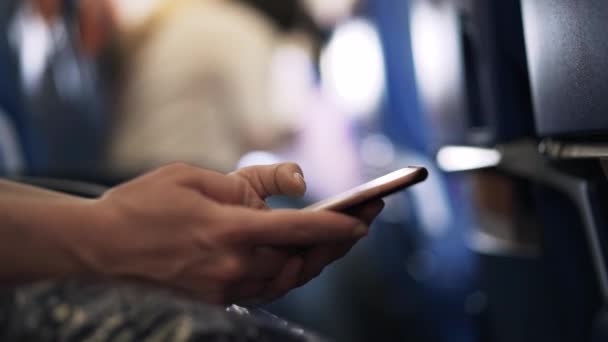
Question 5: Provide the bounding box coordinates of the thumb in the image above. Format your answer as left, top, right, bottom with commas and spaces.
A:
230, 163, 306, 199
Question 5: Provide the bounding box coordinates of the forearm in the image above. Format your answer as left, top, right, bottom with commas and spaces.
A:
0, 180, 98, 285
0, 179, 80, 199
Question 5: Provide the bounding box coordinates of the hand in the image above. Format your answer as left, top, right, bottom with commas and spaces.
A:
230, 163, 384, 303
74, 163, 383, 305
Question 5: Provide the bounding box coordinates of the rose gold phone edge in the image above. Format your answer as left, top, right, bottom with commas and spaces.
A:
303, 167, 428, 212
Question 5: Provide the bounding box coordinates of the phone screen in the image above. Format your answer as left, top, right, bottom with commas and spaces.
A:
304, 167, 428, 212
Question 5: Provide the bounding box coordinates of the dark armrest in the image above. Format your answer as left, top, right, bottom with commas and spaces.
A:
8, 176, 108, 198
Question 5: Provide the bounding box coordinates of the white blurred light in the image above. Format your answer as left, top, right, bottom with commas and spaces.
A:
320, 18, 386, 119
10, 8, 54, 93
360, 134, 395, 168
410, 1, 462, 107
110, 0, 163, 28
236, 151, 283, 169
436, 146, 502, 172
302, 0, 358, 28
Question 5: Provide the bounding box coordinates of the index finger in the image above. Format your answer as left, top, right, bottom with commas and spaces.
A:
344, 199, 385, 226
223, 207, 368, 246
157, 163, 247, 205
230, 163, 306, 199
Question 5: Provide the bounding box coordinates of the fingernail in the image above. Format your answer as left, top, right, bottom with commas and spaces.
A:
293, 172, 304, 182
352, 223, 369, 238
293, 173, 306, 193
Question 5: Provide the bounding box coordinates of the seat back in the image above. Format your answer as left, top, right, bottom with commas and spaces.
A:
522, 0, 608, 137
410, 0, 535, 148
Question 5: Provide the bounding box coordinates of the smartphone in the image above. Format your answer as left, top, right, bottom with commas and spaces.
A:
304, 167, 428, 212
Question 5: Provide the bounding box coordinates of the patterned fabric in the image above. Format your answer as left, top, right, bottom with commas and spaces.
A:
0, 281, 327, 342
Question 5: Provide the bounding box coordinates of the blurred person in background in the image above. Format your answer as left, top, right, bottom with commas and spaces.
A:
106, 0, 320, 175
3, 0, 114, 178
3, 0, 315, 179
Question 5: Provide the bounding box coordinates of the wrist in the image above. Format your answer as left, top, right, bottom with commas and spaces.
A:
0, 196, 105, 283
38, 198, 108, 280
58, 197, 123, 280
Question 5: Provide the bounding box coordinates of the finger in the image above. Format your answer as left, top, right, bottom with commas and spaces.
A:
225, 207, 368, 246
232, 280, 268, 302
298, 240, 357, 286
294, 200, 384, 279
162, 163, 250, 205
261, 255, 304, 302
231, 163, 306, 199
344, 199, 385, 226
243, 246, 290, 279
299, 246, 334, 282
